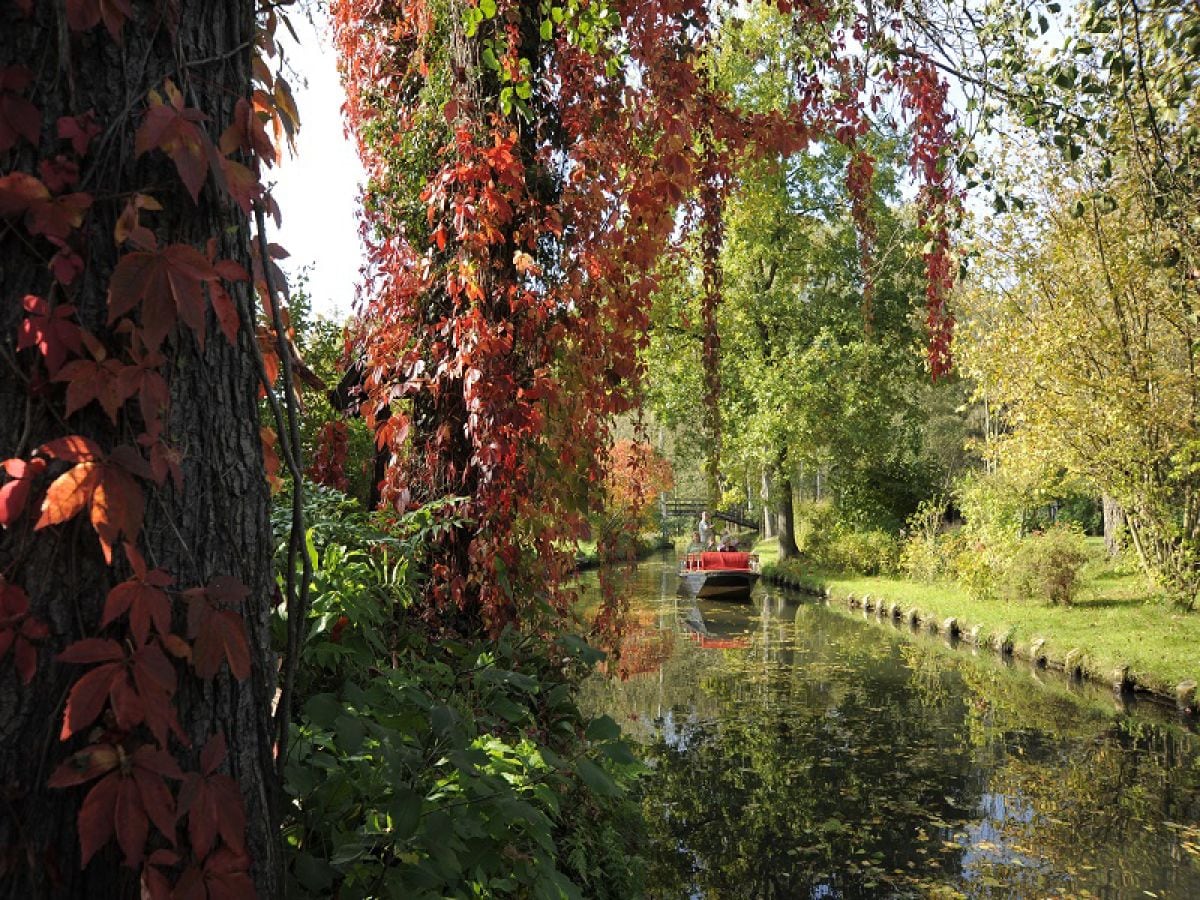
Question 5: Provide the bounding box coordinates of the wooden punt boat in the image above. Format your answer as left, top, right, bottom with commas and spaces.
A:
678, 551, 760, 601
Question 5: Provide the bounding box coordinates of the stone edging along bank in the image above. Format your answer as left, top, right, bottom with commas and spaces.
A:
762, 569, 1199, 717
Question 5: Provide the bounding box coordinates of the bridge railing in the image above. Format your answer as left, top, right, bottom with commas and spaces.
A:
659, 494, 758, 531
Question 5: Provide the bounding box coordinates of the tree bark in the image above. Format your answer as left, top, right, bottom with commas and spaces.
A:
1102, 493, 1124, 557
0, 4, 279, 897
761, 468, 775, 539
776, 453, 799, 561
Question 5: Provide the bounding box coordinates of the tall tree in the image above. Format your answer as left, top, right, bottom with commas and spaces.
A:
1, 2, 294, 895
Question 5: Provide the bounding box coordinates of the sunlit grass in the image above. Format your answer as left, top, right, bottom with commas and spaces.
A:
755, 536, 1199, 696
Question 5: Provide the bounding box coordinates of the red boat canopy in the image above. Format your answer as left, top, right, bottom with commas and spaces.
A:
699, 551, 752, 571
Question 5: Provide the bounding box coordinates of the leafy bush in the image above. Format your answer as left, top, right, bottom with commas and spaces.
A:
1005, 524, 1090, 605
822, 530, 900, 576
276, 488, 646, 899
793, 500, 840, 557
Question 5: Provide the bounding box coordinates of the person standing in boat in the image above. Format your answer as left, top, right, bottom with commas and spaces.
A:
698, 511, 713, 549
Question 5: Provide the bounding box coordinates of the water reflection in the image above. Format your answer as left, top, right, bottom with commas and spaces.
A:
579, 556, 1200, 898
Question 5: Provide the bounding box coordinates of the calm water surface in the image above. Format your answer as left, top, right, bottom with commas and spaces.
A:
578, 555, 1200, 899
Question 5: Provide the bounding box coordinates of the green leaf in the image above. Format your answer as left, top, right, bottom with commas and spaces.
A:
575, 758, 621, 797
480, 0, 497, 18
482, 47, 499, 71
304, 693, 342, 729
294, 852, 337, 889
388, 789, 423, 840
584, 714, 621, 742
335, 713, 366, 753
431, 704, 459, 738
540, 19, 553, 40
600, 740, 638, 766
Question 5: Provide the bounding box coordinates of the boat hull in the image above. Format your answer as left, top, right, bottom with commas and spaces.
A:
678, 569, 760, 601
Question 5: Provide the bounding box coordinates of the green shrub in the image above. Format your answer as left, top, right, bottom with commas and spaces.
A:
823, 530, 900, 576
793, 499, 840, 557
276, 488, 646, 899
1005, 524, 1090, 605
899, 497, 956, 582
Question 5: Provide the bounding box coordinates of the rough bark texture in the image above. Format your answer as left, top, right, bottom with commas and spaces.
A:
1102, 493, 1124, 558
0, 3, 279, 897
761, 469, 775, 539
776, 457, 799, 561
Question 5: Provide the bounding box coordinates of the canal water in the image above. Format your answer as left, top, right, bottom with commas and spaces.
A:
577, 554, 1200, 899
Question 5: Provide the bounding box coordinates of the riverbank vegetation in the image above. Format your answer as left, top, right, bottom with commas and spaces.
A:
759, 535, 1200, 697
278, 488, 644, 897
644, 0, 1200, 680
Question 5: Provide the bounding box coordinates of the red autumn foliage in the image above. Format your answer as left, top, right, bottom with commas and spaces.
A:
49, 742, 183, 867
333, 0, 957, 632
0, 582, 49, 684
307, 420, 350, 492
177, 732, 248, 860
34, 437, 149, 563
0, 456, 47, 528
605, 440, 674, 520
185, 577, 252, 681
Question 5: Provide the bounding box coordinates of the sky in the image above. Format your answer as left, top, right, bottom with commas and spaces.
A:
270, 11, 366, 320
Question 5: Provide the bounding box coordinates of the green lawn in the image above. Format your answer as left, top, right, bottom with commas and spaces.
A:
755, 537, 1199, 698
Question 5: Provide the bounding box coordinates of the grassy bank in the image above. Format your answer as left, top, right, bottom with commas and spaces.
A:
574, 532, 674, 570
756, 537, 1199, 702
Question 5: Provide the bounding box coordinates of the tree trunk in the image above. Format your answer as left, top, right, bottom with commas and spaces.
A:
761, 468, 775, 538
1102, 493, 1124, 557
776, 453, 799, 561
1, 4, 279, 897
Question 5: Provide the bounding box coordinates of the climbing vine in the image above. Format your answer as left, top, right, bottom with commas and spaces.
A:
0, 1, 308, 895
333, 0, 961, 628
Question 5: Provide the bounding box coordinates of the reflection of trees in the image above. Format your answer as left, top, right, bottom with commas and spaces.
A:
579, 561, 1200, 897
638, 604, 981, 898
966, 722, 1200, 896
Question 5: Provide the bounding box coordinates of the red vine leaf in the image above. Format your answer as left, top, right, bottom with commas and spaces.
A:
35, 440, 147, 563
63, 745, 182, 868
77, 770, 120, 866
259, 426, 282, 492
219, 156, 263, 215
219, 97, 275, 163
48, 236, 87, 285
39, 155, 81, 192
101, 566, 173, 646
0, 65, 41, 154
39, 435, 102, 462
0, 582, 49, 683
57, 111, 102, 156
138, 433, 185, 491
0, 457, 47, 527
115, 776, 151, 865
38, 461, 102, 528
59, 638, 182, 745
48, 742, 120, 788
55, 357, 129, 421
0, 172, 93, 241
179, 731, 246, 858
185, 579, 251, 681
65, 0, 134, 40
134, 81, 212, 203
107, 243, 219, 350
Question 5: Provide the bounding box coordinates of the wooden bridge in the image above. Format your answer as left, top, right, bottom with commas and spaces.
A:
660, 494, 759, 530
